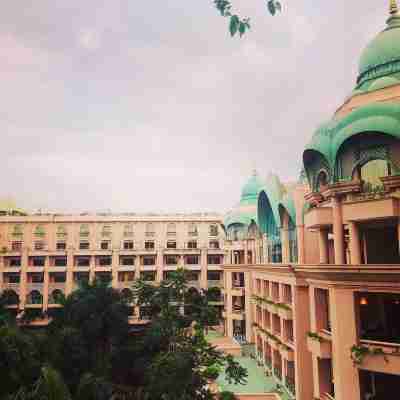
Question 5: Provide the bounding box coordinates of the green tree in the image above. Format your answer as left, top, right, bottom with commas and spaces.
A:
213, 0, 282, 37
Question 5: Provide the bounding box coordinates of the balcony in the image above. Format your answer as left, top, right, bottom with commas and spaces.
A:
307, 334, 332, 359
304, 206, 332, 229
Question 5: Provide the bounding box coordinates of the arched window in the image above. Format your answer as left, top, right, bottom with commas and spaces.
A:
123, 224, 134, 237
49, 289, 64, 304
209, 224, 218, 237
34, 225, 46, 238
101, 225, 112, 238
146, 223, 155, 237
11, 224, 23, 238
79, 224, 90, 238
27, 290, 43, 304
316, 170, 328, 192
167, 223, 176, 236
188, 223, 198, 237
56, 225, 67, 238
361, 159, 389, 192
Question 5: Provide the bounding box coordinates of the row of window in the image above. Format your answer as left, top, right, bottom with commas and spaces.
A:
9, 239, 221, 252
9, 223, 220, 239
3, 254, 223, 268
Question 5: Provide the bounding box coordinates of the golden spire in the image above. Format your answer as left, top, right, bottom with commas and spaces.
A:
390, 0, 399, 15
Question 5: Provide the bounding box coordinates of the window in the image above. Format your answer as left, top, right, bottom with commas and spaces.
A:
123, 224, 134, 237
145, 240, 155, 250
186, 255, 199, 265
166, 241, 176, 249
146, 223, 155, 237
187, 240, 197, 249
141, 271, 156, 281
8, 273, 20, 283
207, 271, 221, 281
11, 241, 22, 252
123, 240, 134, 250
31, 273, 44, 283
76, 257, 90, 267
11, 224, 23, 238
34, 225, 46, 238
32, 257, 45, 267
98, 256, 112, 267
34, 241, 45, 251
101, 225, 112, 238
79, 241, 90, 250
165, 255, 178, 265
79, 224, 90, 238
209, 240, 219, 249
100, 241, 110, 250
120, 256, 134, 266
52, 273, 66, 283
56, 225, 67, 238
188, 223, 198, 237
54, 257, 67, 267
207, 255, 221, 265
9, 257, 21, 267
143, 256, 156, 266
167, 223, 176, 236
56, 241, 66, 251
209, 224, 219, 237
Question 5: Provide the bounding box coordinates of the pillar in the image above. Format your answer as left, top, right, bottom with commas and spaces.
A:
43, 256, 49, 311
111, 249, 119, 289
329, 287, 360, 400
318, 228, 329, 264
200, 249, 208, 290
244, 271, 253, 343
281, 228, 290, 264
134, 255, 141, 280
244, 241, 249, 265
332, 197, 345, 265
348, 221, 361, 265
156, 250, 163, 282
20, 246, 28, 308
296, 225, 306, 264
89, 255, 95, 283
65, 247, 74, 295
226, 271, 233, 337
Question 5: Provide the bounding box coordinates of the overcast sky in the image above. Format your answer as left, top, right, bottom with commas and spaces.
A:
0, 0, 391, 213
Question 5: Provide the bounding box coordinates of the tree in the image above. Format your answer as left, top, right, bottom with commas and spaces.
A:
213, 0, 282, 37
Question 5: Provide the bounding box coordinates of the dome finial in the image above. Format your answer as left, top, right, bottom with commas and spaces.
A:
390, 0, 398, 15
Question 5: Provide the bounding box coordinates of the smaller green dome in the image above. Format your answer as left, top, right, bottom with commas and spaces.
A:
240, 170, 263, 202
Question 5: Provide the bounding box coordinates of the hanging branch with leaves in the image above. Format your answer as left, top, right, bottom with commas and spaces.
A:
213, 0, 282, 37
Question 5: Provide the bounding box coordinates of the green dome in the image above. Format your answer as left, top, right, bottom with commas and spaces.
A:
240, 170, 263, 202
357, 12, 400, 89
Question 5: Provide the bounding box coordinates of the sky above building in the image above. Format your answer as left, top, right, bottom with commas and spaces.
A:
0, 0, 391, 213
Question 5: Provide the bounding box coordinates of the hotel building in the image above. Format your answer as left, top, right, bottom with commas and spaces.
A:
222, 4, 400, 400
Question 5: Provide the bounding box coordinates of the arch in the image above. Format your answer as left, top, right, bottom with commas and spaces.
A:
303, 149, 332, 191
2, 289, 19, 305
49, 289, 64, 304
257, 191, 280, 235
121, 288, 133, 302
27, 290, 43, 305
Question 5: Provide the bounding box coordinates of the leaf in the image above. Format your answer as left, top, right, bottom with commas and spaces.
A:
229, 15, 240, 36
267, 0, 276, 16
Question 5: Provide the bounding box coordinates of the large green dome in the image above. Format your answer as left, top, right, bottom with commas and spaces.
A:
357, 10, 400, 90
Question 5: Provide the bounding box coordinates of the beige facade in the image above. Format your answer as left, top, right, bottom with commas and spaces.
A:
0, 213, 225, 318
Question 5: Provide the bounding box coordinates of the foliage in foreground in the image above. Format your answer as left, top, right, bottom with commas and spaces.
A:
0, 270, 247, 400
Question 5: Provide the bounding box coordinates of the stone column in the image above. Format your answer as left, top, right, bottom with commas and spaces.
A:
244, 241, 249, 265
281, 228, 290, 264
111, 249, 119, 289
226, 271, 233, 337
134, 255, 141, 280
329, 287, 360, 400
296, 225, 306, 264
200, 249, 208, 290
20, 246, 29, 308
43, 256, 50, 311
156, 250, 163, 282
244, 271, 254, 343
348, 221, 361, 265
318, 228, 329, 264
332, 197, 345, 265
